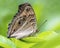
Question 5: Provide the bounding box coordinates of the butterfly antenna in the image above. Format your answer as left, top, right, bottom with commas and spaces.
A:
37, 20, 47, 31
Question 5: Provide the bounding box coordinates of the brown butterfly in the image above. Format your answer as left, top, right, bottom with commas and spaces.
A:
7, 3, 37, 39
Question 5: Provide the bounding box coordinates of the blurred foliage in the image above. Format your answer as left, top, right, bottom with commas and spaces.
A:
0, 0, 60, 48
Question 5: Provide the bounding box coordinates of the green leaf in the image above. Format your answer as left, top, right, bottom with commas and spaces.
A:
31, 31, 60, 48
0, 35, 16, 48
11, 38, 35, 48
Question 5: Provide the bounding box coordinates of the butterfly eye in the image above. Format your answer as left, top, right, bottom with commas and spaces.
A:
18, 20, 23, 26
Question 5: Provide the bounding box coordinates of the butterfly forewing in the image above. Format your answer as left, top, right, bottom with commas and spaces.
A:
7, 3, 37, 39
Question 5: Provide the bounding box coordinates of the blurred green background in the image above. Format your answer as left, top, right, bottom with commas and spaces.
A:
0, 0, 60, 48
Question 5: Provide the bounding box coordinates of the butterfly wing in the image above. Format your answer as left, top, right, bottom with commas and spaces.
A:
7, 3, 37, 39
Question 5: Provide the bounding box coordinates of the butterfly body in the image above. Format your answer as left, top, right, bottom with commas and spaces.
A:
7, 3, 37, 39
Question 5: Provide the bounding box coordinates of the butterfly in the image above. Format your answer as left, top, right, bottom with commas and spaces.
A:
7, 3, 37, 39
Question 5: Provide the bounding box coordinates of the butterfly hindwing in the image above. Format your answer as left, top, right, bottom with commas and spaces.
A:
7, 3, 37, 39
